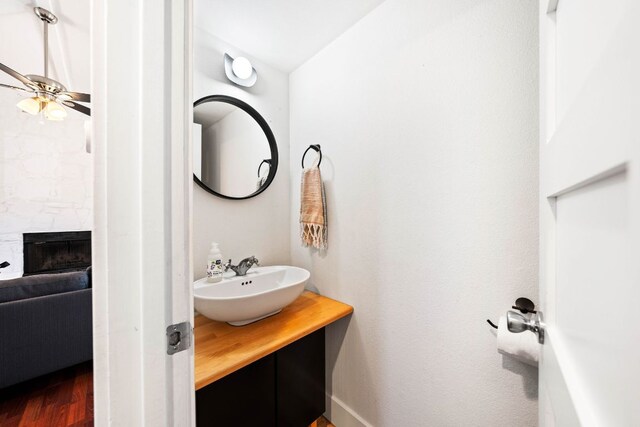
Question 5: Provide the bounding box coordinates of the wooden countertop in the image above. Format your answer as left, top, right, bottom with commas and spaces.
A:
194, 291, 353, 390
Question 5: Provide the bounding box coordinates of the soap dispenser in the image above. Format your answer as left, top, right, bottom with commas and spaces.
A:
206, 242, 224, 283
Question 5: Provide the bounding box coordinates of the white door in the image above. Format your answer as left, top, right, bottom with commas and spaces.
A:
539, 0, 640, 425
91, 0, 194, 425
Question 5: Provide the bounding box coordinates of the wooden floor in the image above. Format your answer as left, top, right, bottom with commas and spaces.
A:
0, 362, 93, 427
0, 363, 334, 426
314, 416, 336, 427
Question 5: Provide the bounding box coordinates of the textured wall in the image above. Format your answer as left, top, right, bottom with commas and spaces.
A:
289, 0, 539, 425
0, 90, 91, 278
192, 29, 290, 279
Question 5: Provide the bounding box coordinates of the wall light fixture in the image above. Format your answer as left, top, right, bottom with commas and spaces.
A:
224, 53, 257, 87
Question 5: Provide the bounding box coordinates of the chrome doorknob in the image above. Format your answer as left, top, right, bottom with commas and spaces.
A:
506, 310, 545, 344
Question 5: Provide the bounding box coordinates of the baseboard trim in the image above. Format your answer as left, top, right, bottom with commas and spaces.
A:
324, 394, 372, 427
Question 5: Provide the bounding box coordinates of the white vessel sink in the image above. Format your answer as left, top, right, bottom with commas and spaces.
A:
194, 266, 310, 326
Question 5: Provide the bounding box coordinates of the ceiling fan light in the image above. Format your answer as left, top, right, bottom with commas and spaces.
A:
43, 100, 67, 121
17, 97, 43, 115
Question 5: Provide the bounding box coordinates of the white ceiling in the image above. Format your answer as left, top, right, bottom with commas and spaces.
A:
0, 0, 90, 94
194, 0, 387, 72
0, 0, 384, 94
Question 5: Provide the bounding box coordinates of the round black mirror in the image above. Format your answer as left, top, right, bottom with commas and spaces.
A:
193, 95, 278, 200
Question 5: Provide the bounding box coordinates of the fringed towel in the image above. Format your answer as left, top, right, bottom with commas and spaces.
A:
300, 158, 327, 249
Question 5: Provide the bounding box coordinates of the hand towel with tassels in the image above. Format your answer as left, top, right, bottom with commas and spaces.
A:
300, 157, 327, 249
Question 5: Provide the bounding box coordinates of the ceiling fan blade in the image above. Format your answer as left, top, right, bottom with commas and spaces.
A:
0, 82, 34, 94
60, 91, 91, 103
64, 101, 91, 116
0, 62, 36, 89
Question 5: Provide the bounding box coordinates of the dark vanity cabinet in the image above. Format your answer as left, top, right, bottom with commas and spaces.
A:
276, 330, 326, 426
196, 328, 325, 426
196, 354, 276, 426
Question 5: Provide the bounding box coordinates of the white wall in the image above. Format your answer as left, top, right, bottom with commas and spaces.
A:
193, 29, 290, 278
0, 90, 92, 278
289, 0, 539, 426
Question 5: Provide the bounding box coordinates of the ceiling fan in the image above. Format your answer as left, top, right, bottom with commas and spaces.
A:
0, 7, 90, 121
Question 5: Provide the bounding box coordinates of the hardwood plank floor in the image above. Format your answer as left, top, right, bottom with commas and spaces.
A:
0, 362, 93, 427
314, 416, 336, 427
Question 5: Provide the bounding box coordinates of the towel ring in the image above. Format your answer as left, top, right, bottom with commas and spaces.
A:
257, 159, 272, 177
301, 144, 322, 168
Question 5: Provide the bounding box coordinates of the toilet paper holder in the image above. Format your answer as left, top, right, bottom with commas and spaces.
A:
511, 297, 536, 314
507, 310, 545, 344
486, 297, 545, 344
487, 297, 536, 328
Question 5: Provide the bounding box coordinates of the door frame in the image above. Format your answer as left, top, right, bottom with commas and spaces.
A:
91, 1, 194, 425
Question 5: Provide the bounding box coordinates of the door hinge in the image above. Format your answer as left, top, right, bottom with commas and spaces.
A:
166, 321, 192, 355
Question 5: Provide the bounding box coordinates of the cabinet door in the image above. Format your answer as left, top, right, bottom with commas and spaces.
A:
196, 353, 276, 426
276, 328, 325, 427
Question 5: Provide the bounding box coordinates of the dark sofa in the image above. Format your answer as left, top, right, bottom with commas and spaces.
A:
0, 269, 92, 388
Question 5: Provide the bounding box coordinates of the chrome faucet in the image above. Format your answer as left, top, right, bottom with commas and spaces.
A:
224, 256, 259, 276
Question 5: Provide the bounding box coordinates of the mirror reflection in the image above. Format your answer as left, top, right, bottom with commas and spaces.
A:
193, 96, 277, 199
